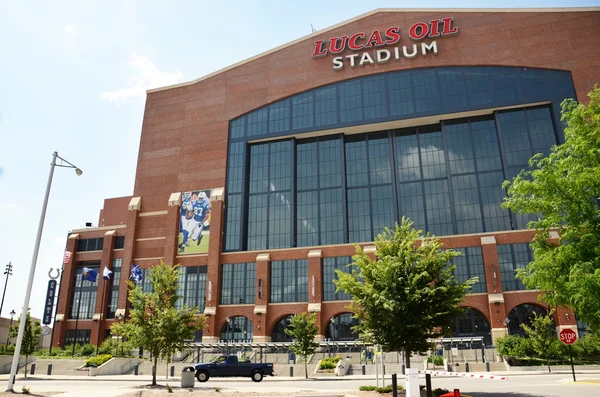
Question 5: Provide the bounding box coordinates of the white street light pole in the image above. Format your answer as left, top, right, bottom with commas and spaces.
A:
7, 151, 81, 391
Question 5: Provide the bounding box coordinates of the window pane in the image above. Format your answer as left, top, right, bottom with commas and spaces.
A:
499, 110, 531, 167
424, 179, 452, 236
398, 182, 426, 232
479, 171, 512, 232
412, 71, 440, 113
320, 188, 344, 245
362, 75, 387, 120
395, 131, 421, 182
297, 191, 319, 247
269, 140, 292, 191
452, 174, 483, 234
224, 194, 242, 251
368, 134, 392, 185
471, 118, 502, 172
292, 92, 314, 130
345, 137, 368, 188
230, 117, 246, 140
249, 144, 269, 194
445, 120, 475, 175
247, 108, 268, 137
269, 99, 290, 134
498, 244, 532, 291
227, 142, 245, 194
323, 257, 355, 301
296, 141, 318, 191
439, 70, 467, 110
388, 73, 414, 116
526, 107, 556, 156
268, 191, 291, 249
371, 185, 395, 236
339, 80, 363, 123
247, 194, 268, 250
319, 138, 342, 188
348, 187, 371, 243
315, 86, 337, 127
419, 127, 446, 179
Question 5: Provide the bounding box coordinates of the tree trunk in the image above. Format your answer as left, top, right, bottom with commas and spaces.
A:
547, 363, 551, 373
24, 355, 28, 378
152, 356, 158, 386
304, 356, 308, 379
405, 347, 411, 368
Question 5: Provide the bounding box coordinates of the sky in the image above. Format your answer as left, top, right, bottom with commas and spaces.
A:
0, 0, 598, 322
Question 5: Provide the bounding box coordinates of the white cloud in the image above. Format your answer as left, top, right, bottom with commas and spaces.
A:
64, 25, 76, 35
101, 52, 184, 102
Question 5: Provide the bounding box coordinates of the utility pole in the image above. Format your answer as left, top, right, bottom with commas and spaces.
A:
0, 263, 13, 317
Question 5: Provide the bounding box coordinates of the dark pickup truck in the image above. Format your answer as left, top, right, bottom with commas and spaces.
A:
193, 355, 275, 382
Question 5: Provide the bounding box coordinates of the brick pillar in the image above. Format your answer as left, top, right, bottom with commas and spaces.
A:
91, 230, 115, 347
254, 253, 271, 342
307, 250, 323, 341
53, 233, 79, 348
203, 189, 225, 342
118, 197, 141, 319
481, 236, 507, 342
164, 193, 181, 266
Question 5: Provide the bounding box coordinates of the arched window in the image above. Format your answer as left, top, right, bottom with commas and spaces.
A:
506, 304, 549, 337
271, 315, 294, 342
448, 307, 491, 346
326, 313, 360, 341
220, 316, 254, 342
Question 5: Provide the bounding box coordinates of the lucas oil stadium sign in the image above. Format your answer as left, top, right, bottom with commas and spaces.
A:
312, 17, 458, 70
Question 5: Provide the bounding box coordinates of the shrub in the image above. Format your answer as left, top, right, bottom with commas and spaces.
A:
22, 386, 30, 394
77, 343, 96, 357
427, 355, 444, 365
85, 354, 112, 368
319, 356, 342, 370
433, 388, 449, 397
167, 384, 173, 393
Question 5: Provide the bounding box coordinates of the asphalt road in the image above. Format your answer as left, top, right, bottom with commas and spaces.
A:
0, 373, 598, 397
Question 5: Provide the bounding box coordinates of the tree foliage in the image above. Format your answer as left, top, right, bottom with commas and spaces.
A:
284, 312, 319, 378
502, 86, 600, 331
520, 311, 559, 372
9, 309, 42, 377
334, 218, 474, 367
111, 261, 206, 385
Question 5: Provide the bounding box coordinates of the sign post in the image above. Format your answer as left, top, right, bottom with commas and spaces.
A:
559, 328, 577, 382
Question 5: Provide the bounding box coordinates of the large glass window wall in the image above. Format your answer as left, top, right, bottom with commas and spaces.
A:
225, 66, 573, 252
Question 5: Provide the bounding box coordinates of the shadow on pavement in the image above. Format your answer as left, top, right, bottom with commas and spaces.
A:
468, 393, 547, 397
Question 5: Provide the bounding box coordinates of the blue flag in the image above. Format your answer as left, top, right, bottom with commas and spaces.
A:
82, 267, 98, 282
130, 264, 143, 282
103, 266, 113, 280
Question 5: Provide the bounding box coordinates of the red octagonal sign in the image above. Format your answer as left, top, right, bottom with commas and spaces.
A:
559, 328, 578, 345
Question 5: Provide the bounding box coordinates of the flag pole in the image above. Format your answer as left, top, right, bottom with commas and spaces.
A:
95, 275, 107, 356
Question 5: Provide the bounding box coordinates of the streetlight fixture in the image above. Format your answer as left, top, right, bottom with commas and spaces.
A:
5, 310, 15, 348
6, 152, 82, 391
225, 316, 231, 355
0, 263, 13, 317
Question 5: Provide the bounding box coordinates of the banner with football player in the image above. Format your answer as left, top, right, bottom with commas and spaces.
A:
178, 189, 212, 254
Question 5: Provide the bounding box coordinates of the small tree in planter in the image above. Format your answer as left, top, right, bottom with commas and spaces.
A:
285, 312, 319, 378
9, 309, 42, 377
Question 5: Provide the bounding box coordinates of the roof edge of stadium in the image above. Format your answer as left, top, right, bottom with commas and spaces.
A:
147, 7, 600, 94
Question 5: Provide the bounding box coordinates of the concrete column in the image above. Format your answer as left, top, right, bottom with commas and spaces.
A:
164, 192, 182, 266
203, 188, 225, 339
307, 250, 323, 339
119, 197, 141, 316
53, 233, 79, 347
91, 230, 115, 345
253, 253, 271, 341
481, 237, 507, 337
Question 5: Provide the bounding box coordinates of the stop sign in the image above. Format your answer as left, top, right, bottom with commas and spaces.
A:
559, 328, 578, 345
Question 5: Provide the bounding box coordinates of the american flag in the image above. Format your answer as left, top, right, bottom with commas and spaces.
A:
63, 251, 73, 264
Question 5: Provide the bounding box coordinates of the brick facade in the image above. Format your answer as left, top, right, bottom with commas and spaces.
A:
52, 8, 599, 347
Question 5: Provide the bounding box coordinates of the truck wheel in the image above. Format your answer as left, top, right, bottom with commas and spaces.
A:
196, 371, 209, 382
251, 370, 263, 382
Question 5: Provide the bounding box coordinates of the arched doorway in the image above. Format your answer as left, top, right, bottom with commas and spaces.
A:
448, 307, 492, 346
271, 315, 294, 342
326, 313, 360, 341
220, 316, 254, 341
506, 304, 549, 337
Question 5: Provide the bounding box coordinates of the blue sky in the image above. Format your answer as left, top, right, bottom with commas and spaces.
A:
0, 0, 597, 321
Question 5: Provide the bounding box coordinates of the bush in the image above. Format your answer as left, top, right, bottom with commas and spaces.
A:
77, 343, 96, 356
433, 388, 449, 396
85, 354, 112, 368
358, 385, 401, 393
427, 355, 444, 365
319, 356, 342, 370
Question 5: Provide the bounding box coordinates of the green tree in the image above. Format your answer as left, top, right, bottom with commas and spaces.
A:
335, 218, 474, 368
9, 309, 42, 377
284, 312, 319, 379
520, 311, 561, 372
111, 261, 206, 386
502, 86, 600, 332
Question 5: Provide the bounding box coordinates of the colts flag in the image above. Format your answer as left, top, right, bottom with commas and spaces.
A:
103, 266, 113, 280
63, 251, 73, 264
130, 264, 143, 282
82, 267, 98, 282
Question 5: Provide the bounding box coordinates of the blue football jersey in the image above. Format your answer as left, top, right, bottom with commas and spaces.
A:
193, 200, 211, 222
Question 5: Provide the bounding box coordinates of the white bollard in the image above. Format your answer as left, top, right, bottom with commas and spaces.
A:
405, 368, 420, 397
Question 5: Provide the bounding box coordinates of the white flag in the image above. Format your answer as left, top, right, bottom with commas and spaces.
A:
103, 266, 113, 280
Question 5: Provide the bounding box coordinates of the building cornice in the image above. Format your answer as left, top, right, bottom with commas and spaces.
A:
147, 7, 600, 94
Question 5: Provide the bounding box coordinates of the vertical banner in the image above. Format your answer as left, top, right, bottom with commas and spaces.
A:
43, 280, 57, 325
178, 189, 213, 254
